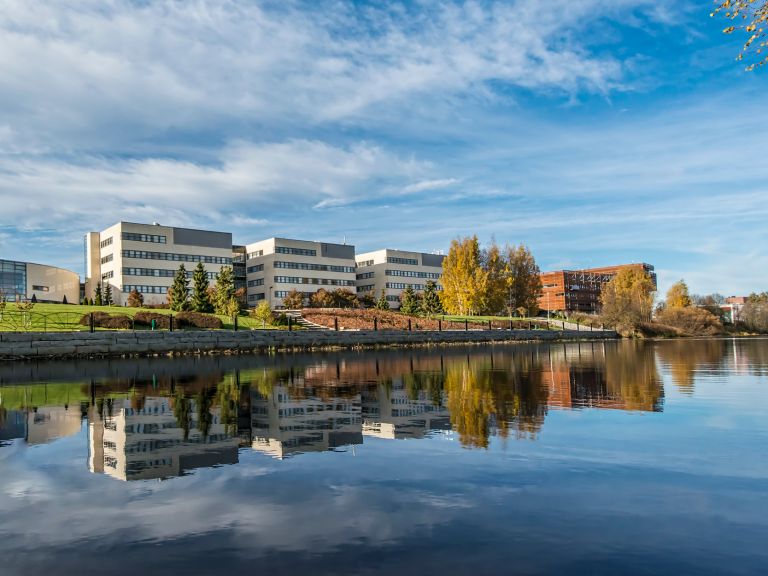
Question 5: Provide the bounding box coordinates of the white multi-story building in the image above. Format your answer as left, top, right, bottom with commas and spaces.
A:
84, 222, 235, 306
354, 249, 445, 309
244, 237, 356, 308
362, 380, 450, 440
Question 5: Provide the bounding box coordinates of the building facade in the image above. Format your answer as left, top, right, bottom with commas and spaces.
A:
85, 222, 234, 306
538, 263, 657, 314
244, 238, 356, 308
354, 249, 445, 309
0, 258, 80, 303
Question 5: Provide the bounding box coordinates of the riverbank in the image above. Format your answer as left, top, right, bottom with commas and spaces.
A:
0, 328, 618, 361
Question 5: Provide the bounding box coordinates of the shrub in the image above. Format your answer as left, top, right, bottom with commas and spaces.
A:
127, 289, 144, 308
655, 307, 723, 336
133, 311, 171, 329
175, 311, 223, 329
78, 312, 132, 329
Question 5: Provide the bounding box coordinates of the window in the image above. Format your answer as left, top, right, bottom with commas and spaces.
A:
247, 264, 264, 273
122, 267, 215, 279
356, 259, 374, 267
100, 254, 113, 264
275, 246, 316, 256
274, 276, 354, 286
356, 272, 375, 280
387, 257, 418, 265
122, 250, 231, 264
386, 282, 426, 290
122, 284, 168, 294
100, 237, 113, 249
357, 285, 375, 293
247, 279, 264, 287
121, 232, 166, 244
274, 290, 312, 299
31, 285, 49, 292
101, 271, 114, 280
247, 293, 265, 302
386, 295, 400, 302
247, 250, 264, 259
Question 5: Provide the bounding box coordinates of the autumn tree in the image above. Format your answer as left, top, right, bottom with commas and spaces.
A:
600, 268, 656, 331
127, 289, 144, 308
310, 288, 334, 308
282, 289, 304, 309
191, 262, 213, 313
713, 1, 768, 70
331, 288, 359, 308
481, 240, 507, 314
250, 300, 273, 328
440, 236, 487, 316
170, 264, 190, 311
666, 280, 692, 308
505, 244, 542, 317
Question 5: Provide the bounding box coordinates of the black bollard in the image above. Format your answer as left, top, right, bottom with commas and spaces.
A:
408, 319, 412, 331
465, 319, 468, 331
334, 317, 339, 331
488, 320, 492, 331
438, 319, 442, 332
169, 315, 174, 332
234, 315, 238, 331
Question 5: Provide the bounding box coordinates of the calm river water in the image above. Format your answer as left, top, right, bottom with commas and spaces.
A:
1, 339, 767, 575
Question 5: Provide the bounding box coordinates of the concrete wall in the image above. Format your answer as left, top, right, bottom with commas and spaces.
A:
26, 263, 80, 304
0, 328, 617, 361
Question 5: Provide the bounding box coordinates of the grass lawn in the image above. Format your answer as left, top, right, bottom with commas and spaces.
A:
0, 302, 282, 332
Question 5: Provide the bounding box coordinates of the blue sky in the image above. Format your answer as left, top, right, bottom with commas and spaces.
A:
0, 0, 765, 296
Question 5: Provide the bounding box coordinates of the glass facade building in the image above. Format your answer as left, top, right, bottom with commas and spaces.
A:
0, 259, 27, 300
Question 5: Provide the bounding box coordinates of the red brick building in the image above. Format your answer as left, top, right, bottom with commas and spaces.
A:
538, 263, 656, 314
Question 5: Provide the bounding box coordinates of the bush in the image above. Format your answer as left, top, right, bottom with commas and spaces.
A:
655, 307, 723, 336
78, 312, 132, 329
174, 311, 223, 329
133, 311, 171, 329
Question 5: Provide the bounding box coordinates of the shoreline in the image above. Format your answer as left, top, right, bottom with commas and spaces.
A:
0, 328, 618, 361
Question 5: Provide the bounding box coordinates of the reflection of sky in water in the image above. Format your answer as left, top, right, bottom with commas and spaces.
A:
1, 340, 767, 575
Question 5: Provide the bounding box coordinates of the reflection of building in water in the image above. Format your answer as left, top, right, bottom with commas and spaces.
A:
250, 385, 362, 459
362, 379, 450, 440
88, 397, 238, 481
0, 406, 82, 445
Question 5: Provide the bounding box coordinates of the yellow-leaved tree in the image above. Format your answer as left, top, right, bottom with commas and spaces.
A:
440, 236, 488, 316
505, 244, 542, 317
600, 268, 656, 332
713, 1, 768, 70
666, 280, 692, 308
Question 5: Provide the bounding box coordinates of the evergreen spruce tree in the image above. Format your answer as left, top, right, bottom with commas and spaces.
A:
104, 283, 113, 306
94, 283, 103, 306
422, 280, 443, 316
399, 285, 421, 316
213, 266, 235, 315
170, 264, 190, 311
191, 262, 213, 312
376, 289, 390, 310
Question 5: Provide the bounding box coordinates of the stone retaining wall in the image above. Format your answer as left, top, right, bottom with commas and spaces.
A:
0, 329, 618, 361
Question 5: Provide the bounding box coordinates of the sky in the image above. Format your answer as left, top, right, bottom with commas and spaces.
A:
0, 0, 766, 296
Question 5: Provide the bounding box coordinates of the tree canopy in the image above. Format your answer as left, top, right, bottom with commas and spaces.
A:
600, 268, 656, 331
713, 1, 768, 70
666, 280, 692, 308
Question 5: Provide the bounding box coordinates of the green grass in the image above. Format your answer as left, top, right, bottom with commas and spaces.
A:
0, 302, 284, 332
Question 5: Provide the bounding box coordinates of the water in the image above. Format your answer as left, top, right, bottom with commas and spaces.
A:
1, 339, 767, 575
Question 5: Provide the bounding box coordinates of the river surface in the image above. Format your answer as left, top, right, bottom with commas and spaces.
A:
1, 339, 767, 575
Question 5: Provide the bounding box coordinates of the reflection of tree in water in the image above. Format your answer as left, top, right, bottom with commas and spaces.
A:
655, 340, 727, 394
173, 391, 192, 440
444, 355, 548, 448
405, 371, 444, 408
603, 342, 664, 411
196, 390, 213, 440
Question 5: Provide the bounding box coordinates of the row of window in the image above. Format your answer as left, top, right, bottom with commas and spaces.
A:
247, 278, 264, 287
386, 269, 440, 279
386, 282, 426, 290
274, 290, 312, 299
357, 284, 375, 293
122, 267, 216, 279
100, 237, 113, 249
247, 250, 264, 259
101, 271, 114, 280
123, 284, 168, 294
100, 254, 113, 264
274, 276, 355, 286
122, 250, 231, 264
122, 232, 167, 244
275, 246, 317, 256
387, 256, 418, 265
247, 264, 264, 273
356, 259, 374, 268
274, 261, 354, 273
248, 293, 266, 301
356, 272, 375, 280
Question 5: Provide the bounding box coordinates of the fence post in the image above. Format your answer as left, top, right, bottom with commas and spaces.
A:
89, 312, 95, 333
464, 319, 468, 332
562, 321, 565, 331
374, 317, 378, 331
509, 319, 513, 331
169, 315, 174, 332
233, 315, 238, 331
408, 319, 412, 331
288, 316, 292, 331
577, 322, 580, 332
334, 317, 339, 331
488, 320, 491, 331
438, 319, 442, 332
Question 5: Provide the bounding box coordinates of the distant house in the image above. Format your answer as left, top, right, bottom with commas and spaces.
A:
720, 296, 748, 324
